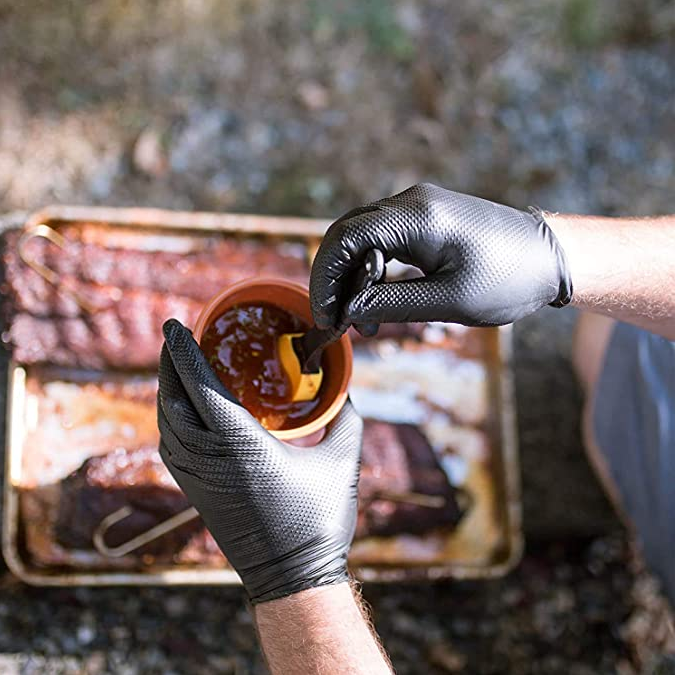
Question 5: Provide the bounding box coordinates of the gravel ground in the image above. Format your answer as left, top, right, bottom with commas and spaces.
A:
0, 1, 674, 672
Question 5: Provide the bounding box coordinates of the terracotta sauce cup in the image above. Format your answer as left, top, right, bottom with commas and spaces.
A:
192, 278, 353, 441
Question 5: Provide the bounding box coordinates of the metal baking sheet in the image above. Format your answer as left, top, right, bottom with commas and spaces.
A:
2, 206, 522, 585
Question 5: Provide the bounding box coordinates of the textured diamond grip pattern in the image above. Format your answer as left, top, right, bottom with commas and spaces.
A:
157, 320, 363, 604
310, 183, 572, 329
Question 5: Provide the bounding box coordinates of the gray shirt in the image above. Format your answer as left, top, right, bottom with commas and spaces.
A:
594, 321, 675, 604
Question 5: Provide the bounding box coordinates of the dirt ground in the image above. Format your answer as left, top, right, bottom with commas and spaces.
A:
0, 1, 674, 673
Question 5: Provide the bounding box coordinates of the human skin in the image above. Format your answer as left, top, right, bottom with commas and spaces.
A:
545, 213, 675, 340
254, 583, 393, 675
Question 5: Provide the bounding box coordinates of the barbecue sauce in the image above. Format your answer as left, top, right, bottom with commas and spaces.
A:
200, 302, 320, 430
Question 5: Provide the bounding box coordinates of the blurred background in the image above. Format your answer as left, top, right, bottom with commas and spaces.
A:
0, 0, 674, 673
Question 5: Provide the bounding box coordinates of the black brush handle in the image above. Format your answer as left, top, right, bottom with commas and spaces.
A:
295, 249, 385, 374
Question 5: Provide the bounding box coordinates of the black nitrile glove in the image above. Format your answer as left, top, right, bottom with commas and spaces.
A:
310, 183, 572, 332
157, 319, 363, 604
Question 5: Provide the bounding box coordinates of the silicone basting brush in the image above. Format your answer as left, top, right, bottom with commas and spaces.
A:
279, 249, 384, 402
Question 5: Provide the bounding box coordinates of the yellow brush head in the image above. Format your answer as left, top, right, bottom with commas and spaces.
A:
278, 333, 324, 402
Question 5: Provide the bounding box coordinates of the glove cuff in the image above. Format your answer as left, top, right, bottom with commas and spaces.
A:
249, 567, 350, 605
530, 207, 574, 308
243, 530, 352, 605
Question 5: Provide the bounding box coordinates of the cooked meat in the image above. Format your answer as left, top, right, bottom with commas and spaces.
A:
357, 420, 463, 538
3, 228, 309, 310
37, 421, 463, 567
54, 446, 220, 562
7, 224, 477, 573
1, 228, 309, 368
7, 290, 199, 369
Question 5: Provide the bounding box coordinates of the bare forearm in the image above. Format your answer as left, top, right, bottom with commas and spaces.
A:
254, 583, 392, 675
546, 213, 675, 339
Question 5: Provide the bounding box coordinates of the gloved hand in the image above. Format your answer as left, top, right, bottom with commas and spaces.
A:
157, 319, 363, 604
310, 183, 573, 331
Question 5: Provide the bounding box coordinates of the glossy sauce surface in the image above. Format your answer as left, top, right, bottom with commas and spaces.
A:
200, 302, 320, 430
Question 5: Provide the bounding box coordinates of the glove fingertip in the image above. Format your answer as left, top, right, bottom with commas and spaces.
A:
162, 318, 190, 341
344, 293, 370, 326
160, 320, 249, 427
313, 312, 333, 331
310, 290, 340, 330
353, 322, 379, 338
